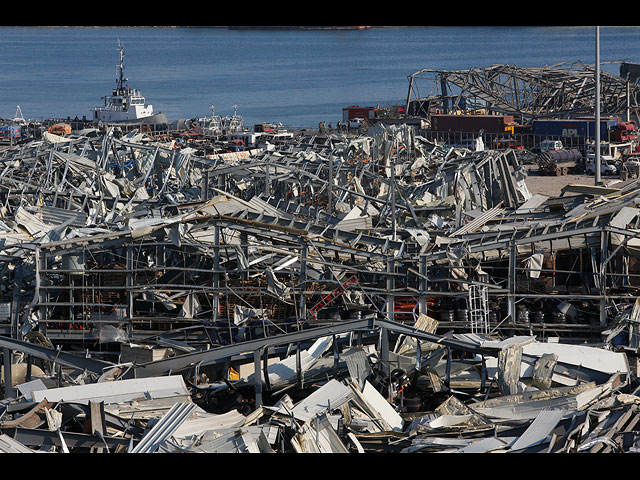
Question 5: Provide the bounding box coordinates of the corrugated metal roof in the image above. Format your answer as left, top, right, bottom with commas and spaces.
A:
16, 378, 48, 399
450, 205, 505, 236
52, 150, 97, 170
343, 347, 370, 389
510, 408, 566, 451
130, 402, 197, 453
0, 434, 36, 453
39, 206, 87, 228
246, 196, 292, 219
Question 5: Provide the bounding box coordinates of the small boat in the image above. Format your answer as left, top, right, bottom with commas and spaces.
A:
194, 103, 244, 136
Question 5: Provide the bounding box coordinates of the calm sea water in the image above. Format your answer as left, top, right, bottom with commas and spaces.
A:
1, 26, 640, 128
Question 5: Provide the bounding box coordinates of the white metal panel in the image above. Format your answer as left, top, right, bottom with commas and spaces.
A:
243, 336, 332, 386
522, 342, 629, 375
31, 375, 189, 405
428, 414, 473, 428
291, 414, 349, 453
362, 381, 404, 431
515, 193, 549, 213
172, 409, 247, 440
290, 379, 354, 423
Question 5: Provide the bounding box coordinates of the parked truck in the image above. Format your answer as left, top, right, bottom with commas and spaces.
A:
537, 148, 583, 175
585, 157, 618, 176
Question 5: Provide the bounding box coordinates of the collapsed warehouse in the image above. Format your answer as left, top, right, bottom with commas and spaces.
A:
405, 61, 640, 123
0, 121, 640, 453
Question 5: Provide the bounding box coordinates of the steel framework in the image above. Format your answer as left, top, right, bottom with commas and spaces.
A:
406, 62, 640, 122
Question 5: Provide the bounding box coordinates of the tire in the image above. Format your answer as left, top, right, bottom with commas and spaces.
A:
401, 396, 422, 412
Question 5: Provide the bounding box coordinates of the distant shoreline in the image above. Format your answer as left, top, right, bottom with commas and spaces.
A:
1, 25, 410, 30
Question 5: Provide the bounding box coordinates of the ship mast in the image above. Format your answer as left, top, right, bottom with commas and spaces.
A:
116, 39, 128, 92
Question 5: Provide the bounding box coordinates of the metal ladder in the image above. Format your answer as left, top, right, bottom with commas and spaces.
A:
306, 275, 359, 322
468, 284, 489, 334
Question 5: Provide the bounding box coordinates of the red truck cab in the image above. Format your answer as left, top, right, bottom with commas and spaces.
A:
613, 121, 638, 142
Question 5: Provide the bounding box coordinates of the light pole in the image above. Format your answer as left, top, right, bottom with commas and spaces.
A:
595, 26, 601, 186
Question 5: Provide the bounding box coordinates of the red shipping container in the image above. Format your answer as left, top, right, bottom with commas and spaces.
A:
342, 105, 377, 123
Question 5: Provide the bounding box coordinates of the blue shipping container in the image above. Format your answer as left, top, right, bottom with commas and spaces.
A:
532, 118, 618, 139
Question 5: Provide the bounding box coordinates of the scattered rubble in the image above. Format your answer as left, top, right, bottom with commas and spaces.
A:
0, 122, 639, 453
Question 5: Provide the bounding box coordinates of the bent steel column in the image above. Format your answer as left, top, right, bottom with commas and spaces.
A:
508, 241, 516, 325
254, 347, 263, 409
418, 255, 427, 316
299, 244, 308, 321
213, 225, 220, 323
3, 347, 12, 398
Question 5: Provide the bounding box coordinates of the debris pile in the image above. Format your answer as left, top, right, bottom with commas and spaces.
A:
0, 122, 639, 452
0, 319, 638, 453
